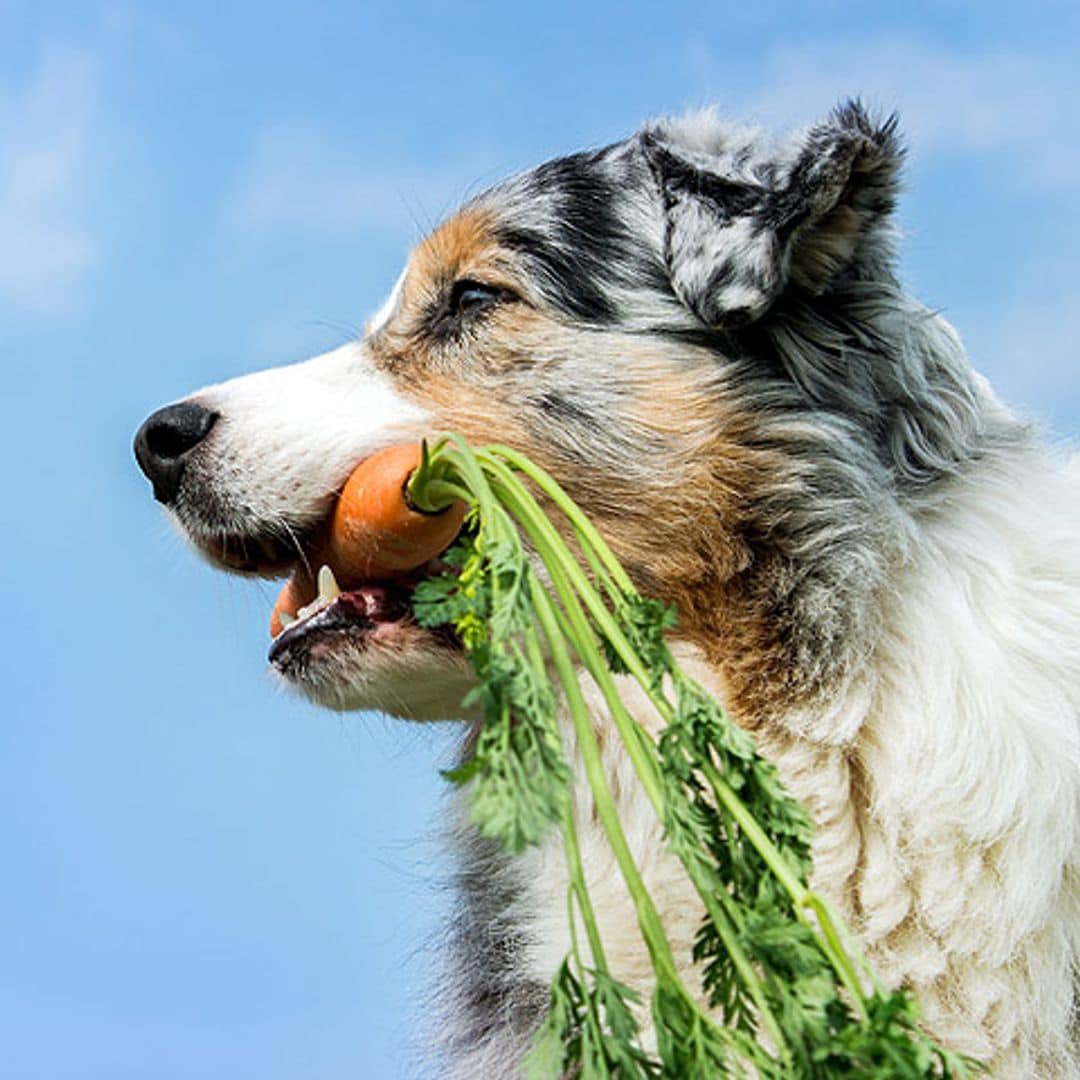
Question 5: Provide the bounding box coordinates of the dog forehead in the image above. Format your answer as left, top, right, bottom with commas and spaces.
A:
372, 136, 686, 332
479, 143, 636, 236
408, 143, 637, 273
469, 141, 672, 323
412, 207, 500, 279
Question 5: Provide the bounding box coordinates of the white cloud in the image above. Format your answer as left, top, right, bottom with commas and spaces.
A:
227, 124, 502, 239
0, 40, 102, 315
691, 36, 1080, 190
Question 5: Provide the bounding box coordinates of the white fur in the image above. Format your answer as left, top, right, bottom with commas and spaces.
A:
366, 267, 407, 336
187, 341, 429, 531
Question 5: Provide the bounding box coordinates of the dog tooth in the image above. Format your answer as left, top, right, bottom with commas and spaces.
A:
279, 611, 297, 629
297, 596, 330, 621
317, 564, 341, 602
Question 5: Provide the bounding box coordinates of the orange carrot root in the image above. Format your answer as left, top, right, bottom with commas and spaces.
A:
327, 442, 466, 582
270, 570, 312, 637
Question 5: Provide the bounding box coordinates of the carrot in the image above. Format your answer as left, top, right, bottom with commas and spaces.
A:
328, 442, 467, 580
269, 442, 466, 637
270, 570, 313, 638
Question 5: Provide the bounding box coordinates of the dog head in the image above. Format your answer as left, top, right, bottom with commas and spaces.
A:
135, 102, 997, 726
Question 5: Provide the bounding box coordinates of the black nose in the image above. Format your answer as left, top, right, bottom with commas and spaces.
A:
133, 401, 218, 504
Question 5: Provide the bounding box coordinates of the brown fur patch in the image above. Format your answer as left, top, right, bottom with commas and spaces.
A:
409, 208, 503, 288
369, 207, 530, 383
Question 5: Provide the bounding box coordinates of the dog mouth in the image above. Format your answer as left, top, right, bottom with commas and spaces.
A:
177, 454, 468, 691
266, 558, 460, 677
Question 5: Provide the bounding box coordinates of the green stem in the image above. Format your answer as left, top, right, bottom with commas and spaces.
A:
520, 618, 618, 1074
482, 445, 635, 594
804, 894, 872, 1017
474, 453, 675, 719
531, 577, 681, 986
412, 477, 471, 511
527, 614, 611, 984
482, 462, 791, 1059
443, 435, 500, 525
698, 757, 870, 1020
562, 798, 610, 977
483, 464, 666, 808
565, 870, 612, 1080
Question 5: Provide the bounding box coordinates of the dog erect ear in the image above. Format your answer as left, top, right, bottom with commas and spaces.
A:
640, 101, 903, 328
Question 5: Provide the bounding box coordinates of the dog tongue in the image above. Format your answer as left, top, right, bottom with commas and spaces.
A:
270, 569, 312, 638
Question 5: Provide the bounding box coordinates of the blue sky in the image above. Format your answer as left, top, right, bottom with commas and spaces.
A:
2, 3, 1078, 1078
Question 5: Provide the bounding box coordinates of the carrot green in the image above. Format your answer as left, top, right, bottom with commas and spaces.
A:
408, 434, 978, 1079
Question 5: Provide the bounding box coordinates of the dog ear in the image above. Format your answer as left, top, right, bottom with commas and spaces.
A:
641, 101, 903, 329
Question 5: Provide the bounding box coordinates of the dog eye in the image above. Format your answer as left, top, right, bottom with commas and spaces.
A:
448, 279, 508, 317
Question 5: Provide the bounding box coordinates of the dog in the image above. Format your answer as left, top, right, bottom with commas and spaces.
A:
134, 101, 1080, 1076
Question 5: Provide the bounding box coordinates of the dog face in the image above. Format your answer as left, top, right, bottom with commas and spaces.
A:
137, 102, 995, 725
